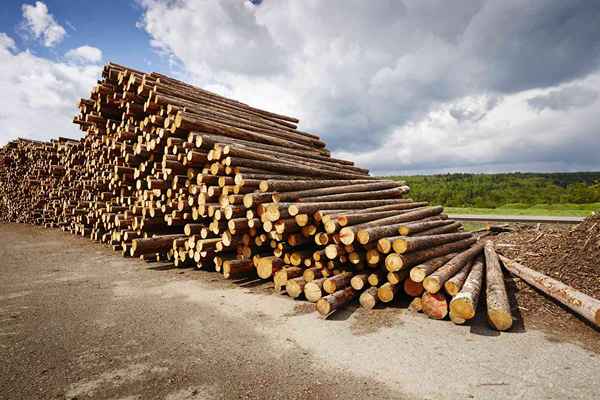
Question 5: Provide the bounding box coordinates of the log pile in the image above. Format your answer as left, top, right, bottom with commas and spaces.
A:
7, 61, 593, 333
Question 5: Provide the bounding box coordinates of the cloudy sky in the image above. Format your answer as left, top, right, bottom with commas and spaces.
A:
1, 1, 599, 175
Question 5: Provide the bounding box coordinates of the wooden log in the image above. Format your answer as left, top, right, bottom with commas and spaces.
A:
484, 242, 513, 331
444, 258, 474, 296
350, 273, 369, 290
304, 277, 327, 302
377, 282, 399, 303
316, 287, 357, 316
256, 256, 285, 279
499, 255, 600, 328
449, 256, 484, 322
274, 266, 303, 290
323, 271, 353, 294
398, 219, 455, 236
223, 259, 255, 279
288, 199, 412, 217
409, 253, 458, 283
341, 206, 444, 245
285, 277, 306, 299
422, 292, 448, 320
423, 242, 485, 294
403, 277, 425, 297
385, 238, 476, 272
408, 297, 423, 313
392, 232, 473, 254
131, 234, 185, 256
359, 286, 379, 310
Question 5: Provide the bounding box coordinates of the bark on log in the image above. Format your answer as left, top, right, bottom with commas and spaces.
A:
484, 242, 513, 331
449, 256, 484, 322
317, 287, 357, 316
422, 242, 485, 294
499, 255, 600, 328
443, 257, 474, 297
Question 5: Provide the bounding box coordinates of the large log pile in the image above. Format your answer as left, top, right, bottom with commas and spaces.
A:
5, 62, 597, 332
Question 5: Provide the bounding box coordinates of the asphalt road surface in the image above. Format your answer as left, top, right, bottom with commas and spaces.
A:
1, 224, 599, 400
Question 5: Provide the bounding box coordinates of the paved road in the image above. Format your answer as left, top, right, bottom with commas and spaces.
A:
1, 224, 599, 400
448, 214, 585, 224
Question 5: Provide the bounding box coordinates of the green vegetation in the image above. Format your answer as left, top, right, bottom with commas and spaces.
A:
388, 172, 600, 216
445, 205, 597, 217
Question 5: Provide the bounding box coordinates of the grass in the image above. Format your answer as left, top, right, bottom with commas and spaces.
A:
444, 203, 599, 217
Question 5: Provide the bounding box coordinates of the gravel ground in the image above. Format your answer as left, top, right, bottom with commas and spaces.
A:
1, 224, 599, 400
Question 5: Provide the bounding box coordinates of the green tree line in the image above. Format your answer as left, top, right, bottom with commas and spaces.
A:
387, 172, 600, 208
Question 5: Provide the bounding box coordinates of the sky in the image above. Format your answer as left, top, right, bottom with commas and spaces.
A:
1, 1, 599, 175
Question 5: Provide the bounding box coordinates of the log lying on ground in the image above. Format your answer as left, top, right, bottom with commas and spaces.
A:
499, 255, 600, 328
422, 241, 485, 294
316, 287, 357, 316
422, 292, 448, 320
484, 242, 513, 331
449, 256, 484, 323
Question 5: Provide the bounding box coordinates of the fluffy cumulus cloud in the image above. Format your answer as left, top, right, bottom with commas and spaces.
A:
138, 0, 600, 173
65, 45, 103, 64
0, 33, 101, 145
21, 1, 66, 47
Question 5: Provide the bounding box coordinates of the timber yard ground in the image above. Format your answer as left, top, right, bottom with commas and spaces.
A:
1, 224, 599, 400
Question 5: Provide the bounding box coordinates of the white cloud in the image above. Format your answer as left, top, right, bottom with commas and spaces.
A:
136, 0, 600, 173
0, 33, 101, 145
65, 46, 103, 64
21, 1, 66, 47
0, 33, 17, 51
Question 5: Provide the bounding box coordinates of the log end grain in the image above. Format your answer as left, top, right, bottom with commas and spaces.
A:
423, 275, 441, 294
422, 292, 448, 320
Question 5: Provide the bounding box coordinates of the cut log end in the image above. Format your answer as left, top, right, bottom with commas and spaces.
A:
488, 309, 513, 331
422, 292, 448, 320
422, 275, 441, 294
359, 287, 378, 310
339, 227, 355, 245
449, 293, 476, 320
316, 299, 331, 315
409, 267, 426, 283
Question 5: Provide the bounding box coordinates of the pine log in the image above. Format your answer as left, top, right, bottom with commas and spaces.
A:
392, 232, 472, 254
422, 292, 448, 320
317, 287, 357, 316
499, 255, 600, 328
444, 259, 474, 296
385, 237, 476, 272
323, 271, 354, 294
359, 287, 379, 310
409, 253, 458, 282
449, 256, 484, 322
304, 277, 327, 302
285, 277, 307, 299
423, 242, 485, 294
484, 242, 513, 331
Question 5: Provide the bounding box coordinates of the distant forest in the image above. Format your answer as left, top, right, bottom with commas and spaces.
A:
387, 172, 600, 208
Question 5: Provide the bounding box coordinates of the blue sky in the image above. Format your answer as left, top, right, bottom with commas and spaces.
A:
0, 0, 168, 71
1, 1, 600, 175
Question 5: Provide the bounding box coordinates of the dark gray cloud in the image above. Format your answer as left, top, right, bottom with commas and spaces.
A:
463, 1, 600, 93
140, 0, 600, 173
528, 86, 599, 112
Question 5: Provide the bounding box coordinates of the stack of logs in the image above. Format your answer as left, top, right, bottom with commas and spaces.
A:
3, 62, 597, 330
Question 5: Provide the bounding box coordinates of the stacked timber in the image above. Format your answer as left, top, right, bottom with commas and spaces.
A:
0, 62, 520, 332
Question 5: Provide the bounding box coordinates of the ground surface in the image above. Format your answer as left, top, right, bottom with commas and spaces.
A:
1, 224, 599, 400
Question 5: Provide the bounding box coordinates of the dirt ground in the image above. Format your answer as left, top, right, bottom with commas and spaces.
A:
1, 224, 599, 400
494, 218, 600, 352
